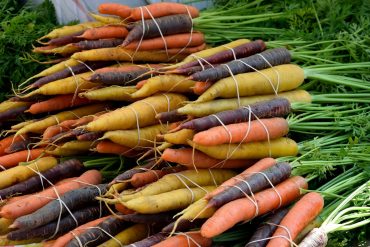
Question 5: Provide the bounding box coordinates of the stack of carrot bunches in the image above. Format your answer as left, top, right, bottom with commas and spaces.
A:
0, 2, 368, 247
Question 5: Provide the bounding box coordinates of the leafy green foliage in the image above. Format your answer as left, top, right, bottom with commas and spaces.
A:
0, 0, 58, 100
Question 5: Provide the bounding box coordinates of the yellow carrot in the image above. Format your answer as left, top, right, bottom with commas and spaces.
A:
89, 13, 125, 24
39, 22, 105, 40
79, 86, 137, 101
46, 141, 93, 156
163, 129, 195, 145
33, 44, 80, 55
0, 101, 31, 113
97, 224, 148, 247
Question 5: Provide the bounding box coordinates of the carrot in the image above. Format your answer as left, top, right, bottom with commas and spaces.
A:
196, 64, 305, 102
0, 135, 26, 156
79, 86, 137, 101
42, 125, 68, 142
129, 166, 184, 188
246, 208, 290, 247
125, 32, 205, 50
266, 192, 324, 247
98, 3, 131, 18
162, 148, 255, 169
128, 233, 167, 247
177, 89, 312, 117
0, 148, 48, 170
205, 157, 277, 200
46, 140, 93, 156
95, 140, 140, 157
77, 131, 103, 141
0, 170, 102, 219
86, 94, 187, 132
122, 14, 193, 47
107, 169, 236, 202
109, 160, 158, 185
89, 13, 124, 24
189, 137, 299, 160
136, 79, 147, 89
16, 104, 108, 135
131, 74, 197, 98
33, 44, 80, 55
73, 38, 123, 50
0, 236, 43, 246
118, 212, 175, 224
178, 98, 291, 132
190, 47, 291, 82
155, 110, 188, 123
153, 231, 211, 247
177, 40, 265, 70
193, 117, 289, 146
200, 176, 308, 238
115, 203, 135, 215
51, 216, 109, 247
0, 105, 29, 121
8, 205, 107, 240
161, 129, 195, 145
164, 43, 207, 55
5, 135, 34, 154
193, 81, 212, 95
208, 162, 292, 208
162, 219, 205, 233
130, 2, 199, 20
0, 217, 13, 234
122, 186, 216, 214
0, 159, 84, 199
169, 64, 216, 76
39, 22, 105, 41
27, 95, 92, 114
98, 223, 148, 247
44, 30, 83, 46
78, 25, 128, 40
0, 101, 30, 114
12, 184, 108, 230
29, 61, 110, 89
65, 216, 127, 247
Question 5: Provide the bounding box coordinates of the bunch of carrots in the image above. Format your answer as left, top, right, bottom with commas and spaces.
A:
0, 1, 368, 247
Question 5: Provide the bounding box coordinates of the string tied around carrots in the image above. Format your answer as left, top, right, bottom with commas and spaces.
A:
174, 232, 202, 247
86, 226, 124, 247
257, 53, 281, 93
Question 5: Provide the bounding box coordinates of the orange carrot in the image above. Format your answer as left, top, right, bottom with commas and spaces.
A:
135, 79, 148, 89
95, 140, 140, 157
193, 81, 212, 95
125, 32, 205, 51
152, 231, 211, 247
0, 148, 46, 169
98, 3, 131, 19
162, 148, 255, 169
42, 125, 68, 142
130, 2, 199, 20
77, 25, 128, 40
200, 176, 308, 238
266, 192, 324, 247
166, 43, 206, 55
27, 95, 92, 115
193, 118, 290, 146
52, 216, 109, 247
0, 135, 26, 156
205, 158, 277, 200
115, 203, 135, 215
0, 170, 101, 219
129, 166, 184, 188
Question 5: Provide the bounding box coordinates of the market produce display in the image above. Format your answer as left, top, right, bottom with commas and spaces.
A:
0, 0, 368, 246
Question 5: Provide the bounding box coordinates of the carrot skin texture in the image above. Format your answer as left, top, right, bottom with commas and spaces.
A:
109, 161, 156, 185
190, 47, 291, 82
130, 167, 184, 188
179, 39, 265, 69
0, 148, 46, 169
12, 184, 107, 230
4, 136, 33, 154
73, 38, 123, 50
180, 98, 291, 132
155, 110, 188, 123
98, 3, 131, 18
89, 68, 154, 85
77, 131, 104, 141
162, 218, 205, 233
78, 26, 128, 40
266, 192, 324, 247
172, 64, 216, 76
95, 140, 140, 157
0, 135, 25, 156
128, 232, 167, 247
153, 231, 211, 247
45, 30, 83, 46
7, 205, 107, 240
246, 207, 290, 247
0, 106, 28, 121
200, 176, 308, 238
119, 212, 175, 224
65, 216, 127, 247
208, 162, 292, 208
130, 2, 199, 20
122, 14, 193, 46
0, 159, 84, 198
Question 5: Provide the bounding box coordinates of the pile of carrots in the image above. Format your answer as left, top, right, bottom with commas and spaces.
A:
0, 2, 368, 247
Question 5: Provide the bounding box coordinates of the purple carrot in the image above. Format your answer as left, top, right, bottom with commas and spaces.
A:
246, 208, 290, 247
0, 159, 84, 199
208, 162, 291, 209
119, 211, 175, 224
9, 95, 50, 102
189, 47, 291, 82
76, 131, 104, 141
162, 218, 206, 233
122, 14, 193, 46
126, 232, 167, 247
46, 31, 84, 46
73, 39, 124, 50
155, 110, 188, 123
169, 64, 218, 76
7, 205, 107, 240
179, 40, 266, 70
89, 68, 155, 85
0, 106, 28, 121
65, 215, 128, 247
4, 135, 34, 153
178, 98, 291, 132
48, 130, 77, 144
30, 61, 111, 89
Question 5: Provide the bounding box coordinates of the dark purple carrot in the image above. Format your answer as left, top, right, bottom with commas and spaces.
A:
30, 61, 111, 89
155, 109, 188, 123
162, 218, 206, 233
89, 68, 155, 85
208, 162, 291, 209
179, 40, 266, 70
11, 184, 107, 230
48, 130, 77, 144
119, 212, 175, 224
77, 131, 104, 141
0, 159, 84, 199
7, 205, 106, 240
177, 98, 291, 132
65, 215, 128, 247
126, 232, 167, 247
0, 106, 28, 121
169, 64, 218, 76
189, 47, 291, 82
246, 208, 289, 247
9, 95, 51, 102
46, 31, 84, 46
4, 135, 33, 153
73, 39, 124, 50
122, 14, 193, 47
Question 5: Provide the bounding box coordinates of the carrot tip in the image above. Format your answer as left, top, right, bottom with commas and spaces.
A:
9, 222, 19, 229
